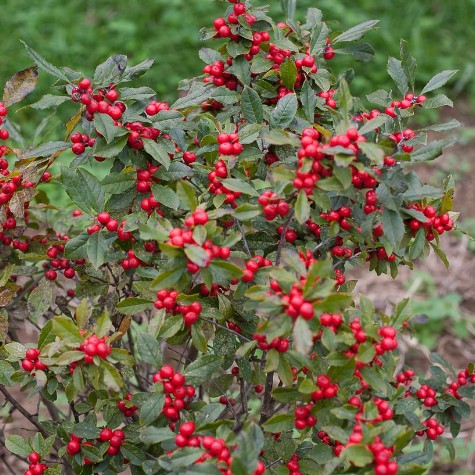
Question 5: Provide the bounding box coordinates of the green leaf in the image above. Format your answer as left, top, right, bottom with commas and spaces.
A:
358, 141, 385, 165
295, 189, 310, 224
64, 232, 89, 259
123, 58, 155, 81
222, 178, 259, 197
120, 86, 156, 101
93, 54, 127, 86
0, 360, 14, 386
117, 298, 154, 314
38, 320, 55, 349
52, 316, 83, 345
94, 113, 125, 144
22, 141, 70, 159
120, 443, 145, 465
73, 420, 101, 439
280, 60, 298, 91
262, 414, 294, 433
140, 392, 165, 426
151, 267, 186, 290
29, 94, 70, 110
184, 354, 224, 386
140, 426, 175, 445
423, 94, 453, 109
410, 138, 456, 162
172, 84, 212, 109
211, 86, 241, 105
152, 110, 185, 131
227, 56, 251, 86
151, 183, 180, 211
241, 86, 264, 124
387, 57, 408, 96
61, 166, 100, 214
27, 279, 53, 322
300, 80, 317, 122
137, 332, 163, 366
93, 135, 128, 158
78, 168, 105, 211
421, 70, 458, 95
5, 434, 32, 457
185, 245, 210, 267
21, 41, 69, 82
143, 139, 171, 169
101, 173, 135, 194
333, 20, 379, 43
270, 93, 298, 129
233, 203, 261, 221
382, 209, 405, 249
293, 318, 312, 354
87, 231, 109, 268
358, 115, 390, 135
400, 39, 417, 90
310, 22, 329, 55
176, 180, 198, 210
341, 445, 373, 467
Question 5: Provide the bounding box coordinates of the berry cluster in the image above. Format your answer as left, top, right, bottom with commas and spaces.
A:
363, 189, 379, 214
311, 374, 339, 401
241, 255, 272, 282
294, 403, 317, 430
406, 204, 454, 241
203, 59, 238, 90
70, 131, 95, 156
208, 159, 241, 205
258, 190, 290, 221
44, 236, 83, 280
319, 312, 344, 331
126, 121, 160, 150
23, 452, 48, 475
352, 168, 379, 191
66, 428, 126, 459
385, 93, 427, 118
277, 225, 298, 243
318, 89, 337, 109
395, 368, 416, 386
368, 437, 398, 475
168, 225, 230, 273
117, 394, 138, 417
320, 206, 353, 231
72, 79, 125, 122
136, 163, 159, 193
78, 334, 112, 364
21, 348, 47, 373
154, 289, 203, 326
415, 384, 438, 407
285, 454, 302, 475
152, 365, 196, 423
217, 133, 243, 156
253, 334, 289, 352
281, 282, 316, 320
388, 128, 416, 153
145, 100, 170, 116
212, 2, 256, 41
417, 418, 444, 440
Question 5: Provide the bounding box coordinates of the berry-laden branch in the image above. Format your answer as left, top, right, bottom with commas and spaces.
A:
0, 0, 470, 474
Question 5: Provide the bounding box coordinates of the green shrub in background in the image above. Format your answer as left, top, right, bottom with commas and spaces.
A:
1, 0, 474, 116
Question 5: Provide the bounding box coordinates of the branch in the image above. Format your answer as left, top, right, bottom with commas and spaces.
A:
234, 218, 252, 257
259, 371, 275, 423
200, 316, 252, 342
275, 210, 294, 266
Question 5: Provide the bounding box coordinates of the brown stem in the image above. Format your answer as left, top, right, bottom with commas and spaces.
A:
259, 371, 275, 423
275, 210, 295, 266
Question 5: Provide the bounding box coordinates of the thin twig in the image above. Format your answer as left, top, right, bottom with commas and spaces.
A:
200, 316, 252, 342
234, 218, 252, 257
275, 210, 295, 266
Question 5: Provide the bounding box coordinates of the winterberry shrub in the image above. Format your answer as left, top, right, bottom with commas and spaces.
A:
0, 1, 470, 475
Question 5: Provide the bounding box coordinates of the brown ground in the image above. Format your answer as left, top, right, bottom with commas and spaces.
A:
1, 101, 475, 474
